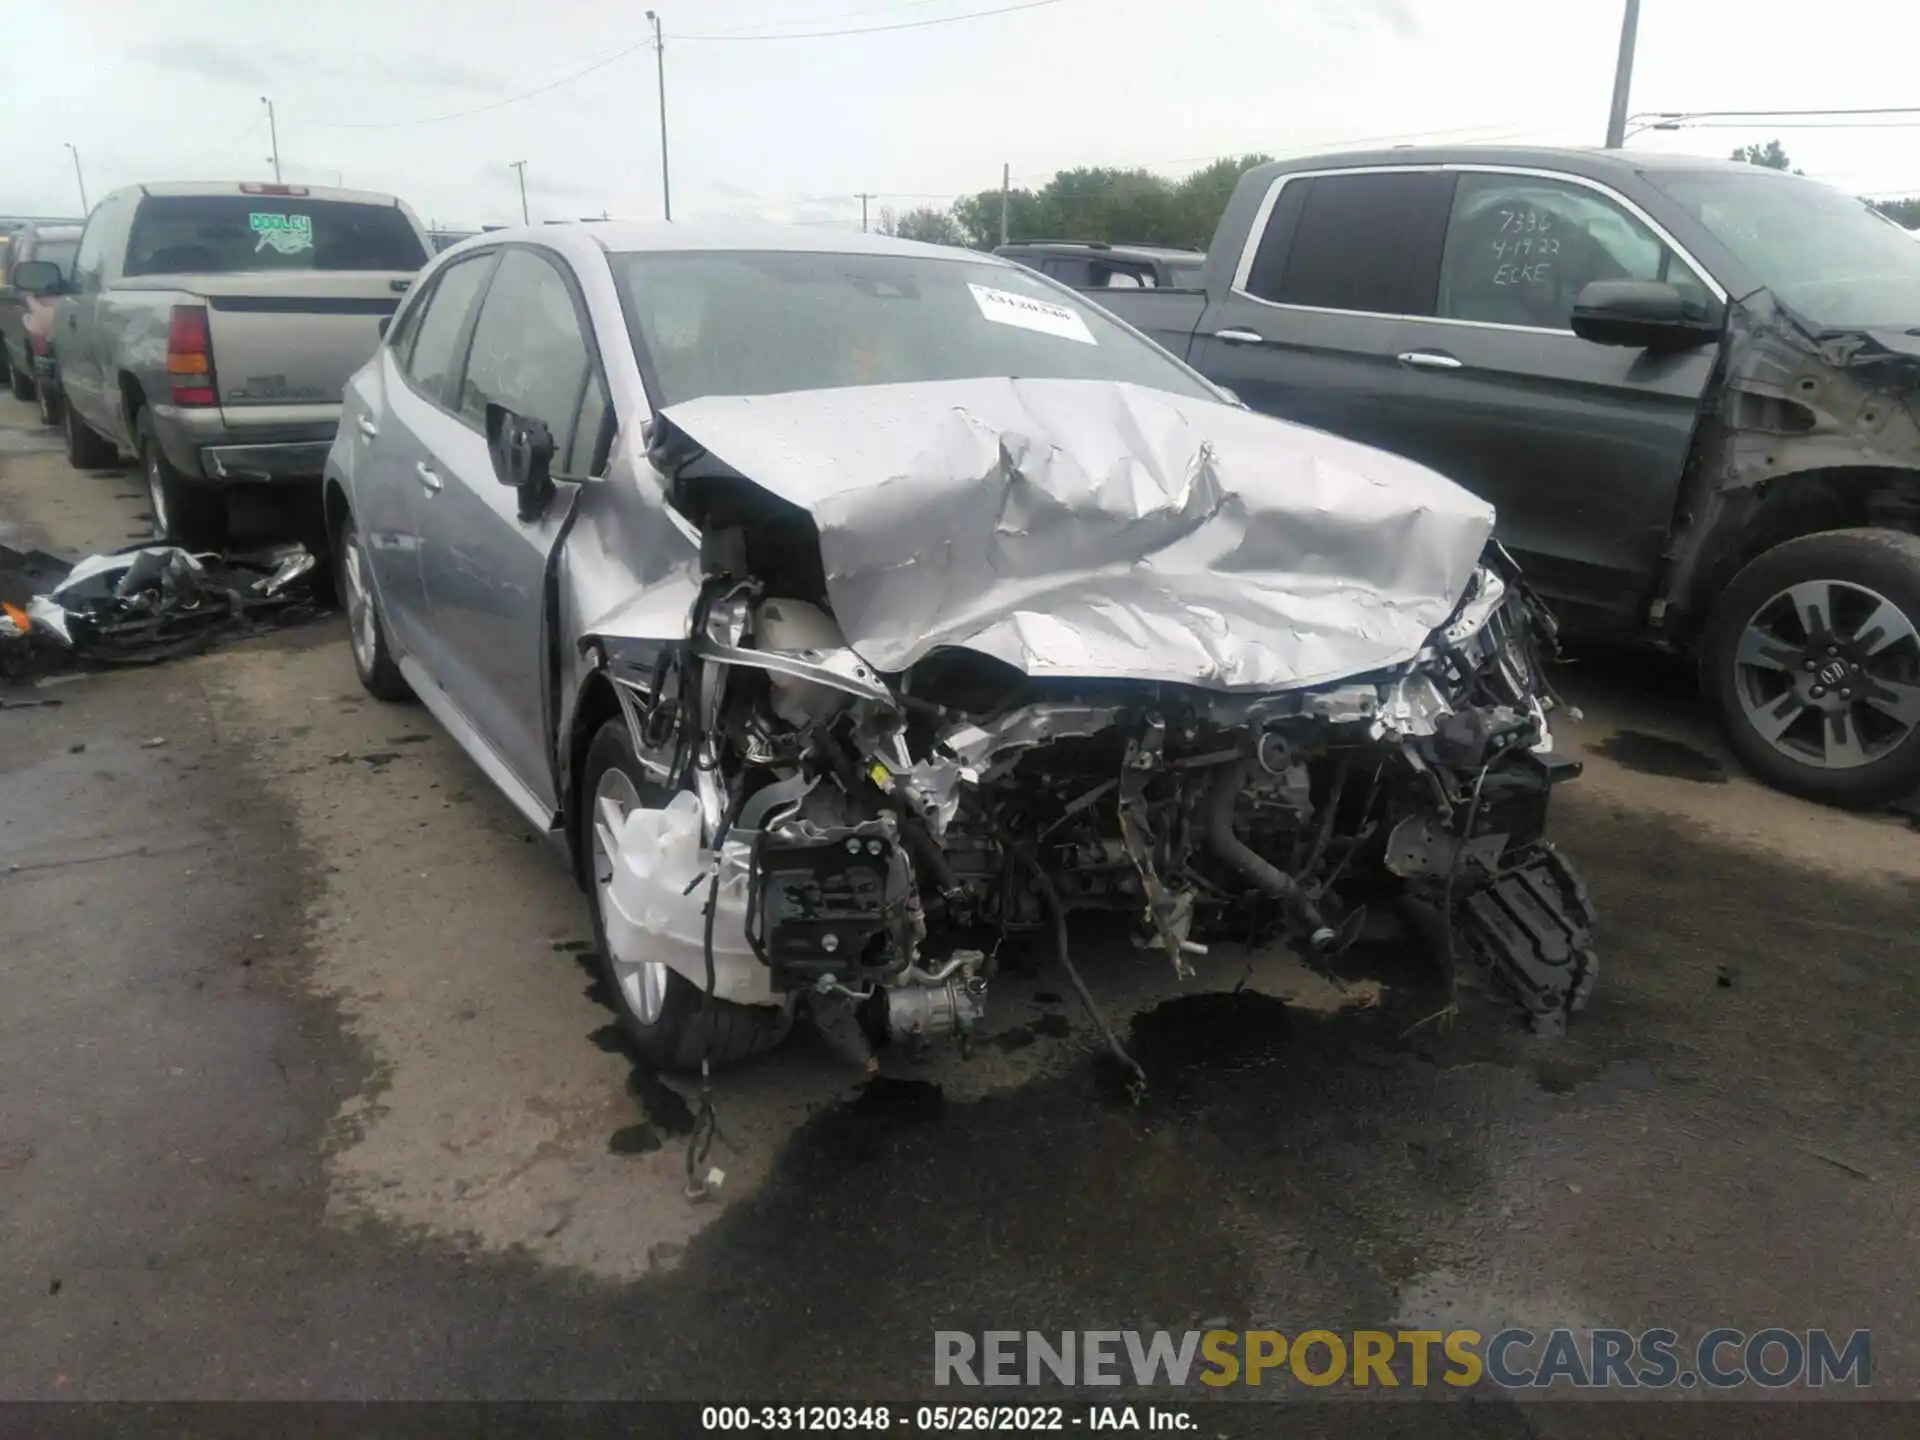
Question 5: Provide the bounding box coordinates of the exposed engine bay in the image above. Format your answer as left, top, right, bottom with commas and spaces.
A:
584, 379, 1599, 1082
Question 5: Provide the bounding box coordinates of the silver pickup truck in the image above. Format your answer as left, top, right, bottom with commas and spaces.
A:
21, 182, 430, 544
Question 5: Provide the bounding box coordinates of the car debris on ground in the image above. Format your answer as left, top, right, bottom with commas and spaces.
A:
0, 540, 321, 682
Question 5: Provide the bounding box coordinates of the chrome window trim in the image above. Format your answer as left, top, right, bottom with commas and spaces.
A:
1228, 162, 1728, 335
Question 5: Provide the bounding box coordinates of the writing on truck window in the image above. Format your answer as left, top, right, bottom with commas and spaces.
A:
1490, 209, 1562, 285
250, 213, 314, 255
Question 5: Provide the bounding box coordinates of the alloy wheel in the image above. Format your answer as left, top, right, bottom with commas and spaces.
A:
591, 766, 669, 1024
340, 528, 379, 676
1732, 578, 1920, 770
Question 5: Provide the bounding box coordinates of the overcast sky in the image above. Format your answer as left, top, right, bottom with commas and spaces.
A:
6, 0, 1918, 230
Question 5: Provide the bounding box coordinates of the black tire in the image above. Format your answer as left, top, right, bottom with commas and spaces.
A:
136, 410, 224, 547
7, 354, 32, 401
35, 374, 63, 428
334, 512, 411, 702
1706, 527, 1920, 809
63, 393, 118, 470
579, 718, 790, 1071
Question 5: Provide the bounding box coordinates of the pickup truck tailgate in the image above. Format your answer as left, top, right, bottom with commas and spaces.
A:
179, 272, 410, 416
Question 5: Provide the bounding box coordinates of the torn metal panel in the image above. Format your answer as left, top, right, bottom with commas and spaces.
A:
1661, 292, 1920, 624
657, 377, 1494, 691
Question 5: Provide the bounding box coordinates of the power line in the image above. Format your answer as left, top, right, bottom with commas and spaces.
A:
1663, 120, 1920, 132
689, 0, 981, 38
1636, 105, 1920, 121
298, 36, 655, 129
1003, 120, 1562, 185
676, 0, 1069, 42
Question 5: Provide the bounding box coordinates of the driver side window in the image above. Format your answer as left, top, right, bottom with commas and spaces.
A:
457, 249, 595, 464
1438, 172, 1710, 330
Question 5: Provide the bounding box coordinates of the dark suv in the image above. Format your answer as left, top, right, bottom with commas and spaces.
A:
1097, 148, 1920, 809
994, 241, 1206, 292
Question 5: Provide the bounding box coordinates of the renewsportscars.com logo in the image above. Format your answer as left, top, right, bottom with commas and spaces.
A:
933, 1328, 1871, 1391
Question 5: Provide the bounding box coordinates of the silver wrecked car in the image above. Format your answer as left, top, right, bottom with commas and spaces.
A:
322, 222, 1595, 1079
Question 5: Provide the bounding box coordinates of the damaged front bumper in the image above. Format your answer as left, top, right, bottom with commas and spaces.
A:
589, 546, 1597, 1063
568, 377, 1599, 1074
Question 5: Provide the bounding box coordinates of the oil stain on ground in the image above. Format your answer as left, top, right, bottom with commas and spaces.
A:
575, 801, 1920, 1411
1592, 728, 1727, 783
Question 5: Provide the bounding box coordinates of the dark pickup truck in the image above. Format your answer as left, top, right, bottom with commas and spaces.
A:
1096, 145, 1920, 809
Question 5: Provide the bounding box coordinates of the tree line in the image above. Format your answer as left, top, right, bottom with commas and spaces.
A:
874, 142, 1920, 249
877, 153, 1273, 249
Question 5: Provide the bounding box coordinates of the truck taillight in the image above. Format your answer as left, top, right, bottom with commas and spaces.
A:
167, 305, 217, 407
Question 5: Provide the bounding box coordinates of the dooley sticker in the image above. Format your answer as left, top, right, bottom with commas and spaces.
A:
250, 212, 314, 256
968, 283, 1097, 345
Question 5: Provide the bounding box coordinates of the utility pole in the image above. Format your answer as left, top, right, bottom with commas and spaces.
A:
510, 160, 530, 224
999, 163, 1010, 246
859, 192, 873, 232
1604, 0, 1641, 148
64, 142, 88, 213
262, 96, 282, 182
646, 10, 672, 220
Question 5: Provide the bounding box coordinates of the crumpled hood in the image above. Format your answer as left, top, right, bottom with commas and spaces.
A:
659, 377, 1494, 691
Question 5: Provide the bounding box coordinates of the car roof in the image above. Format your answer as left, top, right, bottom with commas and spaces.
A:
999, 241, 1205, 263
1246, 144, 1786, 185
461, 219, 1018, 266
114, 182, 411, 206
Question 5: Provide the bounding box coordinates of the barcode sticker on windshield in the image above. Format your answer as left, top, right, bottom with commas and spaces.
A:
968, 284, 1097, 345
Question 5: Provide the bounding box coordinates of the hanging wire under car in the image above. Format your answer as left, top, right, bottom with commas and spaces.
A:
1005, 841, 1148, 1102
685, 785, 746, 1200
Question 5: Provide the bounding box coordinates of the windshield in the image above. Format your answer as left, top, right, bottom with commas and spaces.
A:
125, 196, 427, 277
609, 249, 1218, 406
1650, 169, 1920, 328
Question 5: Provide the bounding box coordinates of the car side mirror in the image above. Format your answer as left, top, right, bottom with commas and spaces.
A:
9, 260, 66, 297
485, 402, 557, 521
1571, 279, 1720, 351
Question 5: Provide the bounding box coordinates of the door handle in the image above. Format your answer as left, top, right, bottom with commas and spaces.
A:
1212, 327, 1265, 345
1397, 350, 1463, 370
414, 461, 443, 493
356, 415, 378, 439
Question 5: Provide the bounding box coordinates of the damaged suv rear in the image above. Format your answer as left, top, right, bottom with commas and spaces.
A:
325, 228, 1595, 1079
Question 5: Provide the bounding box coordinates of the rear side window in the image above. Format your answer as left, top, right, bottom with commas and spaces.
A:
1042, 257, 1094, 287
1247, 171, 1455, 316
1090, 260, 1155, 288
124, 196, 427, 277
402, 254, 493, 404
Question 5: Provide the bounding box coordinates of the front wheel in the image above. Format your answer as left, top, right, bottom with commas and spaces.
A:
1707, 528, 1920, 809
579, 718, 790, 1071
